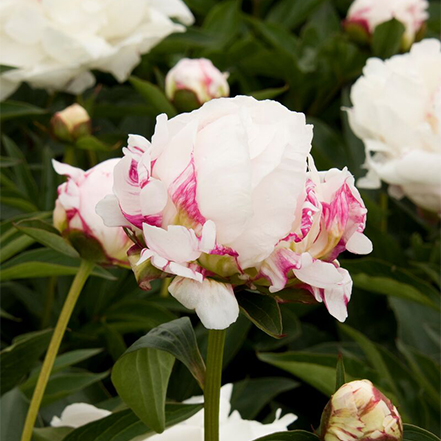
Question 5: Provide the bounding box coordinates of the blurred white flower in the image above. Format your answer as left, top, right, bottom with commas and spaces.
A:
348, 39, 441, 215
0, 0, 194, 100
165, 58, 229, 105
51, 385, 297, 440
345, 0, 428, 47
51, 403, 111, 428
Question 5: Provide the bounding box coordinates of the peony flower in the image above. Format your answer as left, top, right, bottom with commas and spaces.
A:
53, 158, 132, 265
51, 403, 111, 428
97, 96, 371, 329
0, 0, 194, 100
319, 380, 403, 441
344, 0, 428, 47
165, 58, 229, 107
51, 384, 297, 440
348, 39, 441, 215
51, 104, 91, 142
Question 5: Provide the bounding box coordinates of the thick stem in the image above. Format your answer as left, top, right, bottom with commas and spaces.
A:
21, 260, 94, 441
204, 329, 227, 441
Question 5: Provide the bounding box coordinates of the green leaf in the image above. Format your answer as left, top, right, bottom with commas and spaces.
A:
14, 218, 79, 258
0, 388, 28, 441
372, 19, 405, 59
258, 352, 340, 397
0, 329, 52, 395
397, 341, 440, 410
0, 101, 46, 121
351, 273, 440, 310
0, 234, 35, 263
20, 349, 103, 394
236, 291, 283, 338
33, 427, 73, 441
335, 354, 346, 391
0, 65, 16, 74
339, 324, 398, 399
112, 348, 175, 433
253, 430, 320, 440
202, 0, 241, 45
75, 136, 115, 152
129, 76, 176, 117
249, 85, 289, 100
267, 0, 326, 30
403, 423, 441, 441
231, 377, 300, 420
122, 317, 205, 388
63, 404, 203, 441
0, 156, 22, 167
0, 248, 115, 281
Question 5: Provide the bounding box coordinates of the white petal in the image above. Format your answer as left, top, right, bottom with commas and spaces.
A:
169, 277, 239, 329
293, 254, 343, 289
52, 159, 84, 181
199, 220, 216, 253
346, 232, 373, 255
96, 194, 132, 228
50, 403, 110, 428
140, 178, 168, 216
323, 268, 353, 323
142, 224, 201, 263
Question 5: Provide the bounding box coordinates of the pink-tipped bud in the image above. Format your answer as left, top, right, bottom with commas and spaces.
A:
165, 58, 229, 110
320, 380, 403, 441
51, 104, 91, 142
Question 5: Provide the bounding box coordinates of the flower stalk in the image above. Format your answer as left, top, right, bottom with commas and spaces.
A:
204, 329, 227, 441
21, 260, 94, 441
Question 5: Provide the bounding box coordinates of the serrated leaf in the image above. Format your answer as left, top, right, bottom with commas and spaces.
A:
129, 76, 176, 117
236, 291, 283, 338
63, 404, 203, 441
112, 348, 175, 433
14, 218, 79, 258
0, 329, 52, 395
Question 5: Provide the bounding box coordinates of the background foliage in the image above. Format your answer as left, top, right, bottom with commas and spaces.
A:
1, 0, 440, 439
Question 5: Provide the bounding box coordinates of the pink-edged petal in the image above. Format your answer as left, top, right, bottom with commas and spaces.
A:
139, 178, 168, 216
127, 134, 150, 154
293, 254, 343, 289
142, 224, 201, 263
96, 194, 132, 228
199, 220, 216, 253
168, 277, 239, 329
346, 231, 373, 255
58, 181, 80, 211
323, 268, 352, 322
52, 159, 84, 182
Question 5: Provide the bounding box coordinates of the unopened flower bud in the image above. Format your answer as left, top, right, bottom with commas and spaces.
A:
165, 58, 229, 110
51, 104, 91, 142
320, 380, 403, 441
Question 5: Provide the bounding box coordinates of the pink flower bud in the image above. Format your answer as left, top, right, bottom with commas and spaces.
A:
51, 104, 91, 142
53, 159, 132, 265
320, 380, 403, 441
165, 58, 229, 107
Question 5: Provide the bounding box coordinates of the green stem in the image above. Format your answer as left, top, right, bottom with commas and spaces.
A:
204, 329, 226, 441
63, 144, 76, 165
21, 260, 94, 441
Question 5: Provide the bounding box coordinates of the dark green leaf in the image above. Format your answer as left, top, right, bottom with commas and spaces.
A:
0, 388, 28, 441
75, 136, 115, 152
372, 19, 405, 59
0, 234, 35, 263
129, 77, 176, 117
236, 291, 283, 338
0, 65, 16, 74
254, 430, 320, 440
112, 348, 175, 433
0, 101, 46, 121
14, 218, 79, 258
0, 329, 52, 395
203, 0, 241, 45
33, 427, 73, 441
63, 404, 202, 441
249, 85, 289, 100
335, 354, 346, 391
403, 423, 441, 441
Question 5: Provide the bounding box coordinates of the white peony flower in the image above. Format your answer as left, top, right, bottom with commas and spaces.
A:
320, 380, 403, 441
97, 96, 372, 329
51, 385, 297, 440
165, 58, 229, 105
0, 0, 194, 100
348, 39, 441, 215
53, 158, 132, 265
345, 0, 428, 47
50, 403, 111, 428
